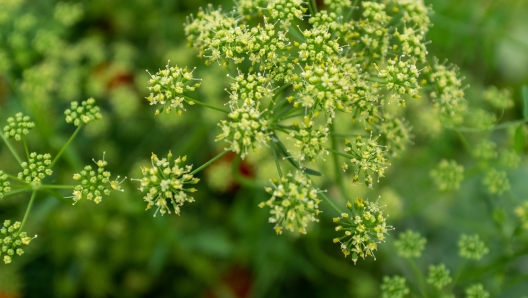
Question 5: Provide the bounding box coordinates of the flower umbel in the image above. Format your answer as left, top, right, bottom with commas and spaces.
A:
17, 153, 53, 185
134, 152, 199, 216
380, 275, 410, 298
0, 220, 37, 264
342, 135, 389, 188
71, 153, 116, 205
64, 98, 102, 126
465, 283, 490, 298
430, 159, 464, 191
394, 229, 427, 258
146, 62, 201, 115
3, 113, 35, 141
458, 234, 489, 261
259, 171, 322, 234
333, 197, 393, 264
427, 263, 452, 290
0, 171, 11, 199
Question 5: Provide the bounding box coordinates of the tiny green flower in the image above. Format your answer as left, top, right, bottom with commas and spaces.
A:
430, 159, 464, 191
377, 115, 412, 157
483, 169, 510, 195
64, 98, 102, 126
146, 62, 201, 115
465, 283, 490, 298
259, 171, 322, 234
375, 56, 421, 105
394, 230, 427, 258
458, 234, 489, 261
0, 220, 37, 264
380, 275, 410, 298
0, 171, 11, 199
17, 153, 53, 185
134, 152, 199, 216
3, 113, 35, 141
427, 263, 452, 289
333, 197, 393, 264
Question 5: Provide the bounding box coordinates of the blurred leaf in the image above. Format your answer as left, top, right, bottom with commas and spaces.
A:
523, 85, 528, 119
514, 125, 526, 153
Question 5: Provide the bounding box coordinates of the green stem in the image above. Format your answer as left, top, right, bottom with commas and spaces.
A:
2, 188, 31, 198
18, 190, 37, 233
39, 184, 76, 189
271, 146, 283, 178
314, 185, 343, 215
447, 119, 528, 133
308, 0, 317, 16
22, 136, 30, 160
276, 106, 304, 120
455, 131, 472, 153
6, 173, 29, 184
327, 147, 355, 159
269, 84, 292, 111
408, 258, 428, 298
0, 134, 23, 164
190, 149, 230, 175
183, 95, 229, 113
449, 260, 467, 292
51, 125, 83, 168
330, 123, 350, 201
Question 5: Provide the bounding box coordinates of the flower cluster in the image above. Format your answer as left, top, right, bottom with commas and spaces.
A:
483, 169, 510, 195
394, 230, 427, 258
259, 171, 322, 234
64, 98, 102, 126
427, 263, 452, 290
333, 197, 393, 264
376, 56, 420, 105
473, 140, 497, 160
499, 149, 521, 169
288, 119, 329, 164
426, 60, 466, 124
465, 284, 490, 298
216, 103, 271, 159
514, 201, 528, 230
483, 86, 514, 110
380, 275, 410, 298
0, 171, 10, 199
430, 159, 464, 191
458, 234, 489, 261
377, 115, 412, 156
135, 152, 199, 216
3, 113, 35, 141
146, 62, 201, 115
17, 153, 53, 185
1, 220, 36, 264
342, 136, 389, 188
71, 155, 115, 205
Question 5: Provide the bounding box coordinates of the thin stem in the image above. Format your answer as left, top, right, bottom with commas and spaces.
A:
190, 149, 230, 175
408, 258, 428, 298
330, 123, 350, 201
39, 184, 76, 189
269, 84, 292, 111
327, 147, 354, 159
2, 188, 31, 198
447, 119, 528, 133
18, 190, 37, 233
22, 136, 30, 160
314, 184, 343, 215
183, 95, 229, 114
308, 0, 318, 16
6, 173, 29, 184
455, 131, 472, 153
51, 125, 83, 168
0, 134, 23, 164
449, 260, 467, 292
276, 106, 303, 120
271, 145, 283, 178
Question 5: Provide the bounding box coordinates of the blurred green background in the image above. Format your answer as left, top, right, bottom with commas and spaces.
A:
0, 0, 527, 297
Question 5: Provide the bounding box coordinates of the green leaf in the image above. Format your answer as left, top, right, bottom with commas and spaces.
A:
514, 125, 526, 153
301, 167, 322, 176
523, 85, 528, 120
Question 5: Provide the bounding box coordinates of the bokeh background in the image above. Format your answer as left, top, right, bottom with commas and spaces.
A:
0, 0, 527, 297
